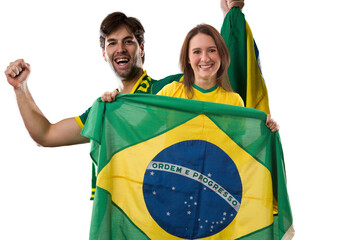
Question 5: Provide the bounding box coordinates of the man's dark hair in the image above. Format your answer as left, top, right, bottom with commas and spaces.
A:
100, 12, 145, 63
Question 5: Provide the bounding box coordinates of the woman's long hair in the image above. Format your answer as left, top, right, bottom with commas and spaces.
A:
180, 24, 233, 98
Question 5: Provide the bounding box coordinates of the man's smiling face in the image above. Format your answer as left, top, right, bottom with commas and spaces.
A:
103, 25, 144, 80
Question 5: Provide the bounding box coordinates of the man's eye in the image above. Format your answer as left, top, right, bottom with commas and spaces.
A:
108, 42, 116, 46
125, 40, 133, 44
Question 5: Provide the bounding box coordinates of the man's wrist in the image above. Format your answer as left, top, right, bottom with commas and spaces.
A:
14, 82, 28, 95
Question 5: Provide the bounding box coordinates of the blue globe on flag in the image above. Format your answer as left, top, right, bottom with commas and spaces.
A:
143, 140, 243, 239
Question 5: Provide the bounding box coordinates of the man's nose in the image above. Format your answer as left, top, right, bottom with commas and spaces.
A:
116, 42, 126, 53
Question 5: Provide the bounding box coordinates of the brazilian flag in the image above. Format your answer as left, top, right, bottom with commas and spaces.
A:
222, 8, 271, 114
82, 94, 294, 240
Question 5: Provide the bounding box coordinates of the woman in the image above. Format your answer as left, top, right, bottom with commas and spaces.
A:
157, 24, 243, 107
157, 24, 278, 132
102, 24, 279, 132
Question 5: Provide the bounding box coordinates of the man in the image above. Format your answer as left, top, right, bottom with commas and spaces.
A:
76, 11, 186, 130
5, 1, 244, 148
5, 1, 245, 201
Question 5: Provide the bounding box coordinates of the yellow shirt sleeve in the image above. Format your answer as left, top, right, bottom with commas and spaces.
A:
74, 116, 84, 129
229, 92, 245, 107
156, 82, 187, 98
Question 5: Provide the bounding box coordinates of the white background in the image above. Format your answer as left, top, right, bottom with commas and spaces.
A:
0, 0, 337, 239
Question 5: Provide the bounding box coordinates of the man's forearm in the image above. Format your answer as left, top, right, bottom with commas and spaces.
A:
6, 59, 88, 147
14, 83, 54, 146
14, 85, 89, 147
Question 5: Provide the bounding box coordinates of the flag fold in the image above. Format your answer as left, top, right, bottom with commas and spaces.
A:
222, 7, 271, 114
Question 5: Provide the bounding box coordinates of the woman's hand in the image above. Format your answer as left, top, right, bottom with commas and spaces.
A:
101, 89, 119, 102
266, 114, 279, 132
221, 0, 245, 17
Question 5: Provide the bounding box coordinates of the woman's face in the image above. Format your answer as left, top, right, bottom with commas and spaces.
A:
188, 33, 221, 84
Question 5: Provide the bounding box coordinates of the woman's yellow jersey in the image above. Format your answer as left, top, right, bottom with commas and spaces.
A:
157, 81, 244, 107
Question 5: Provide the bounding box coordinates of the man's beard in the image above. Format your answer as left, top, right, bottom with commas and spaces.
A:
108, 55, 142, 81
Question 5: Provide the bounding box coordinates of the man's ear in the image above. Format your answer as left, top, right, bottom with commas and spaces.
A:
140, 44, 145, 58
102, 50, 107, 62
